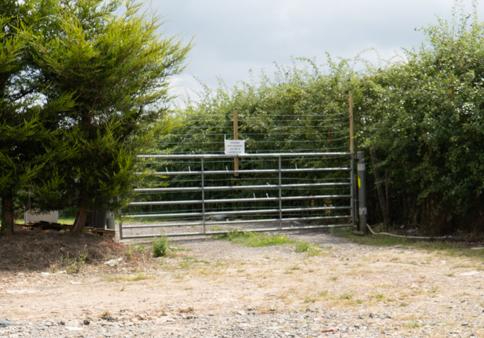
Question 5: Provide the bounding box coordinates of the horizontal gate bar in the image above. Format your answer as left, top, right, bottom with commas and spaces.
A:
137, 167, 350, 176
137, 152, 350, 159
124, 206, 351, 218
121, 223, 353, 239
134, 182, 350, 193
121, 215, 351, 229
128, 194, 351, 206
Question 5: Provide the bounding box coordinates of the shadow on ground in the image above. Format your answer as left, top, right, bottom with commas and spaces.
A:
0, 227, 123, 272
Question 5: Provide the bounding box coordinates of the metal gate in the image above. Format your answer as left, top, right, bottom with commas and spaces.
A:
118, 152, 354, 239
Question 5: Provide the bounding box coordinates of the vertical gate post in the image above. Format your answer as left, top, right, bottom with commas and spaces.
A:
278, 155, 282, 229
357, 151, 368, 234
115, 217, 123, 242
348, 94, 357, 229
350, 153, 356, 229
201, 158, 206, 234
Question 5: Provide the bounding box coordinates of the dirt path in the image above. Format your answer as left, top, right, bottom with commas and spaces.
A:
0, 232, 483, 337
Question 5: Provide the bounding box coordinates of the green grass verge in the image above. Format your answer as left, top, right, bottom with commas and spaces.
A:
215, 230, 324, 256
215, 230, 294, 247
15, 217, 74, 225
332, 228, 484, 260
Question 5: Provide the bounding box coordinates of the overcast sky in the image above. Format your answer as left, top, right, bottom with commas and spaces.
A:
141, 0, 483, 103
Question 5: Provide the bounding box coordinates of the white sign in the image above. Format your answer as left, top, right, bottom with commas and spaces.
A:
224, 140, 245, 155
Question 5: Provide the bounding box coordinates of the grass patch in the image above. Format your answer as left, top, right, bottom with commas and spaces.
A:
215, 230, 327, 255
332, 228, 484, 260
294, 241, 323, 256
152, 236, 169, 257
178, 256, 209, 269
15, 217, 75, 225
215, 230, 294, 247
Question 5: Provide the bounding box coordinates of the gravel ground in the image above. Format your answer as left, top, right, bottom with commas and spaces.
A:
0, 231, 483, 337
1, 308, 481, 337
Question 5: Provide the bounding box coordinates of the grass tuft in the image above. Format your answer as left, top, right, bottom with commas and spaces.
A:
61, 250, 88, 274
152, 236, 169, 257
294, 241, 322, 256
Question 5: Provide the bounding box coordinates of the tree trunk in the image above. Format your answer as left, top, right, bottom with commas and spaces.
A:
72, 206, 88, 233
72, 191, 89, 233
1, 193, 15, 235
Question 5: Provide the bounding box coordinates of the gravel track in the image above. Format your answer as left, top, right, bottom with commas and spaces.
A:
0, 232, 483, 337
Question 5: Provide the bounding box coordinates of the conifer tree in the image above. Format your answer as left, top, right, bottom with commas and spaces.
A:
0, 1, 34, 234
30, 0, 189, 232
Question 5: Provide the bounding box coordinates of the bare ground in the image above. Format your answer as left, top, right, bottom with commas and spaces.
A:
0, 229, 483, 337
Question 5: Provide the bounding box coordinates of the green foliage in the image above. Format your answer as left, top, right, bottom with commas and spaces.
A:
0, 1, 65, 232
26, 0, 188, 229
0, 1, 481, 236
156, 6, 482, 235
152, 236, 169, 257
0, 0, 189, 232
356, 9, 483, 232
158, 60, 352, 155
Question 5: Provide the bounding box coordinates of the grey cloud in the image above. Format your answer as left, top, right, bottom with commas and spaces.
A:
142, 0, 483, 96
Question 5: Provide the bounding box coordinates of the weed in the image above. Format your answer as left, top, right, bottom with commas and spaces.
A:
152, 236, 169, 257
61, 250, 88, 274
126, 244, 146, 260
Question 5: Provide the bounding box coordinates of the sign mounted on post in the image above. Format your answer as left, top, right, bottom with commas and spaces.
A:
224, 139, 245, 155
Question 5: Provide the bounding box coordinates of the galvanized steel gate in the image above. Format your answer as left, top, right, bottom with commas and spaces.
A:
118, 152, 355, 239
